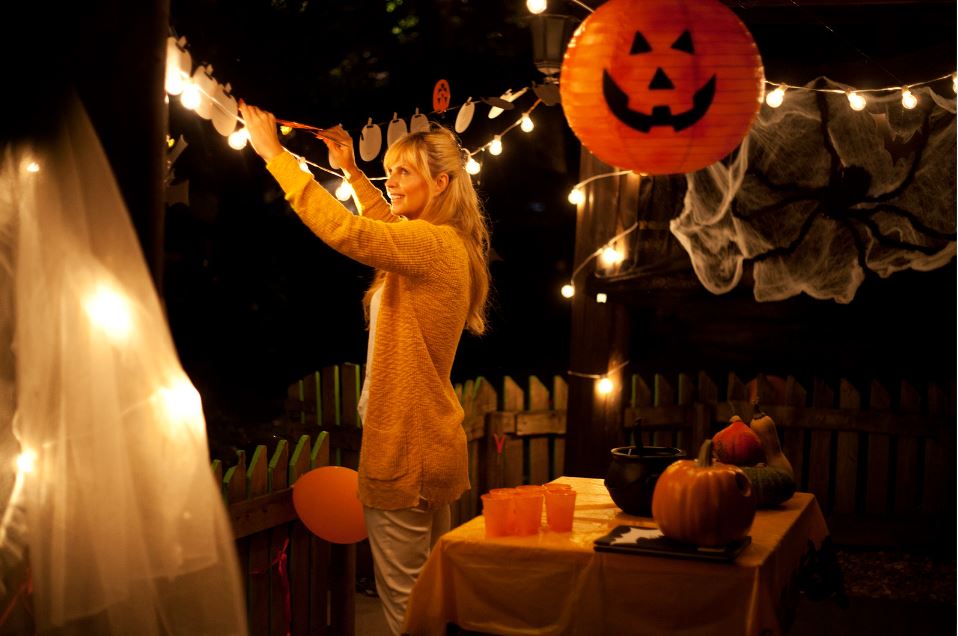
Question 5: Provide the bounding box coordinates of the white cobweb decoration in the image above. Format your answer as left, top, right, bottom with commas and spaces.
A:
670, 77, 956, 303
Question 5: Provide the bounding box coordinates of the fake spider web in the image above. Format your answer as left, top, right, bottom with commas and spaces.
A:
670, 77, 957, 303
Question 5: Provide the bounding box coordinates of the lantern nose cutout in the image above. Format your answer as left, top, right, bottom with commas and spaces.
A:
648, 68, 674, 90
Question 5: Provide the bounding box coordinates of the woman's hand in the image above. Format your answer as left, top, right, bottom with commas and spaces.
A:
238, 101, 284, 162
320, 125, 359, 179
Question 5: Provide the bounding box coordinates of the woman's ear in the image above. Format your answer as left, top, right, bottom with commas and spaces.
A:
434, 172, 449, 195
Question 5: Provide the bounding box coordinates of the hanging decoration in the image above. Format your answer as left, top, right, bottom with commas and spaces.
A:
359, 117, 382, 161
559, 0, 764, 175
386, 112, 408, 147
432, 79, 451, 113
455, 97, 476, 133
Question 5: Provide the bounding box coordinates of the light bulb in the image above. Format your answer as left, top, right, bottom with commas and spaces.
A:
846, 91, 866, 111
26, 161, 40, 173
527, 0, 547, 14
227, 127, 249, 150
520, 113, 534, 133
953, 73, 957, 94
560, 284, 575, 299
567, 187, 585, 205
335, 178, 352, 201
599, 246, 624, 267
85, 284, 133, 341
489, 136, 502, 156
765, 86, 785, 108
465, 156, 481, 175
16, 449, 37, 474
165, 68, 185, 96
596, 293, 608, 304
279, 125, 293, 136
901, 88, 918, 109
597, 377, 614, 395
180, 83, 201, 111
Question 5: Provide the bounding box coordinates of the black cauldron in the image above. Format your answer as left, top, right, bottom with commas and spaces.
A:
604, 442, 686, 517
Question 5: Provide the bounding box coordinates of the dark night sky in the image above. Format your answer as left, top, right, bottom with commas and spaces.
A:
162, 1, 956, 455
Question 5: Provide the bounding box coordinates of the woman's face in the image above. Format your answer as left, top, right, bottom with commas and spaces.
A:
384, 159, 434, 219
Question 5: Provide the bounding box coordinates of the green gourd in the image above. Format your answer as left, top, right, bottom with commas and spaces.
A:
740, 465, 796, 507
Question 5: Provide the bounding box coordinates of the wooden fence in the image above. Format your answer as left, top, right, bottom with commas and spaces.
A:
623, 372, 957, 547
214, 364, 955, 635
216, 431, 356, 636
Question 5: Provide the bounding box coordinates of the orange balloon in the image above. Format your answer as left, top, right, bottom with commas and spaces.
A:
292, 466, 367, 544
560, 0, 764, 174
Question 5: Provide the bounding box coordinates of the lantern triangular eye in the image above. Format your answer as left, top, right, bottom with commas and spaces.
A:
630, 31, 652, 55
671, 30, 694, 54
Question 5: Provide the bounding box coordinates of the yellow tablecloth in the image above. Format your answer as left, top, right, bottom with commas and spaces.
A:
403, 477, 828, 636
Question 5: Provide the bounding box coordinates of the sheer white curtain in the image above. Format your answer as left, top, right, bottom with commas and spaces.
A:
0, 97, 246, 634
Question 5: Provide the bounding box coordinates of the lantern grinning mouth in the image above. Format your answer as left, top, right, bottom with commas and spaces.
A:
602, 70, 717, 132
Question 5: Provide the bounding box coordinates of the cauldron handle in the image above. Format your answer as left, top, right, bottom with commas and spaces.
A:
630, 418, 644, 455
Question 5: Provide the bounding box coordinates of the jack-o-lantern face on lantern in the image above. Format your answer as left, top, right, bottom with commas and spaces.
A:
560, 0, 764, 175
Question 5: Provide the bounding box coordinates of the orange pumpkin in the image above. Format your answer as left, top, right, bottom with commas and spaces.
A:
651, 439, 756, 546
712, 415, 765, 466
559, 0, 764, 174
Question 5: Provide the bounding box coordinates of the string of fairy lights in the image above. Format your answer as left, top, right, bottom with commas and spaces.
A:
165, 1, 956, 397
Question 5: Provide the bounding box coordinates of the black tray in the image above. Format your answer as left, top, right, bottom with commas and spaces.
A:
594, 525, 751, 563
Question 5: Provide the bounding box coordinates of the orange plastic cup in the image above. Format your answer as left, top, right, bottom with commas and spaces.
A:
545, 489, 577, 532
544, 483, 572, 492
513, 492, 543, 535
482, 493, 516, 538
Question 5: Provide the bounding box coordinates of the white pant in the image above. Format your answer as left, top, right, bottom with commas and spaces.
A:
364, 503, 450, 635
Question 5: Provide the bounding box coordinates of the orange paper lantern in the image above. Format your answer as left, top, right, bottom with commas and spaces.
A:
292, 466, 368, 544
560, 0, 764, 175
433, 79, 451, 113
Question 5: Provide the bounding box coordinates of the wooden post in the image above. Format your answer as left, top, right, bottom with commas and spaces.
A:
565, 148, 636, 477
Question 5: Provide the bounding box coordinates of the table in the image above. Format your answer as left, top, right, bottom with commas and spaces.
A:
403, 477, 829, 636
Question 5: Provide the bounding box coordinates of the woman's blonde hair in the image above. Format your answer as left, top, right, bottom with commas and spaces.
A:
363, 124, 491, 335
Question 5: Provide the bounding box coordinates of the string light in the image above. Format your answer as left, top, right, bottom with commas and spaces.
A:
26, 161, 40, 173
279, 125, 293, 136
901, 88, 918, 109
15, 449, 37, 474
180, 83, 201, 111
560, 284, 575, 299
227, 127, 249, 150
84, 283, 134, 341
765, 86, 785, 108
335, 178, 353, 201
526, 0, 547, 13
567, 360, 629, 395
489, 135, 503, 156
567, 187, 585, 205
598, 245, 624, 267
761, 72, 955, 110
465, 156, 482, 175
595, 293, 607, 304
846, 91, 867, 111
520, 113, 535, 133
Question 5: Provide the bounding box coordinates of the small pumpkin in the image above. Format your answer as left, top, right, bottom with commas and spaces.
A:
739, 466, 796, 508
651, 439, 756, 547
749, 412, 794, 479
712, 416, 765, 466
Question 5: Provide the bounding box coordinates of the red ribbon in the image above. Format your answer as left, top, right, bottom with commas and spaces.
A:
251, 538, 291, 634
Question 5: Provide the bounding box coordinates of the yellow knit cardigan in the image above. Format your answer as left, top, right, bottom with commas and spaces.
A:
267, 151, 470, 510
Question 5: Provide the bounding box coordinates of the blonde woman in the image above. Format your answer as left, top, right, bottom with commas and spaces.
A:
240, 102, 491, 634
